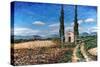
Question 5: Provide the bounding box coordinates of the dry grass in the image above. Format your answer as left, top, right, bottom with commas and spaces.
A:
88, 48, 97, 56
11, 40, 74, 65
12, 47, 72, 65
12, 40, 57, 49
11, 40, 97, 65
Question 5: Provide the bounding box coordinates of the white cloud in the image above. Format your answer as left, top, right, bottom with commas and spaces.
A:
32, 21, 45, 26
48, 23, 68, 33
88, 26, 97, 33
48, 23, 59, 28
65, 27, 73, 31
85, 18, 95, 23
78, 20, 83, 24
71, 22, 74, 26
14, 27, 40, 36
50, 28, 59, 33
71, 18, 95, 26
65, 26, 83, 33
71, 20, 83, 26
79, 26, 97, 33
48, 23, 60, 34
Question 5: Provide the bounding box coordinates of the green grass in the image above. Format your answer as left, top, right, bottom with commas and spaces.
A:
76, 47, 84, 59
79, 35, 97, 50
58, 50, 73, 62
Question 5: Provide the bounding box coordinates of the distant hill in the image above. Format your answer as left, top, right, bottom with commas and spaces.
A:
48, 34, 59, 38
13, 35, 42, 40
13, 32, 97, 40
80, 32, 89, 36
90, 32, 97, 36
80, 32, 97, 36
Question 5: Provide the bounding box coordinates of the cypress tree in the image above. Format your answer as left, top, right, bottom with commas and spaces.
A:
74, 5, 79, 44
59, 5, 65, 44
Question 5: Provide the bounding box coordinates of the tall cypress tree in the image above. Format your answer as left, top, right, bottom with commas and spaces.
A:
74, 5, 79, 44
59, 5, 65, 44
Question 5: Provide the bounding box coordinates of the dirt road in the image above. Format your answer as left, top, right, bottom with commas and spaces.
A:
80, 42, 91, 62
72, 44, 80, 62
72, 42, 94, 62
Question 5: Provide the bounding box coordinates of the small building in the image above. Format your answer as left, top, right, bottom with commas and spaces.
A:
65, 31, 74, 43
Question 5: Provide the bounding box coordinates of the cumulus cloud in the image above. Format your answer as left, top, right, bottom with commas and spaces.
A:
32, 21, 45, 26
79, 26, 97, 33
48, 23, 59, 28
71, 20, 84, 26
71, 22, 74, 26
14, 27, 40, 36
48, 23, 60, 33
65, 27, 73, 31
50, 28, 59, 33
65, 26, 83, 32
88, 26, 97, 33
71, 18, 95, 26
85, 18, 95, 23
78, 20, 83, 24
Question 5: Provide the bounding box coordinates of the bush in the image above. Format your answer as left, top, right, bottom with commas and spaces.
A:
76, 47, 84, 59
79, 36, 97, 50
52, 38, 61, 45
59, 50, 72, 62
12, 39, 34, 43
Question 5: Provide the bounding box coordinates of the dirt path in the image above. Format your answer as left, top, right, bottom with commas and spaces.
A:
72, 44, 80, 62
80, 42, 91, 62
71, 42, 92, 62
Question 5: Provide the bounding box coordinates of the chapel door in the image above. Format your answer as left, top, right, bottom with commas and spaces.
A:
68, 37, 71, 42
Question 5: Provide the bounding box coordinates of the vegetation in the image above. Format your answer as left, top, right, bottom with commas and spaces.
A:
74, 5, 79, 44
59, 5, 65, 44
12, 38, 53, 44
76, 47, 84, 60
65, 42, 76, 48
52, 37, 61, 45
11, 35, 97, 65
12, 39, 34, 43
79, 35, 97, 50
11, 4, 97, 65
59, 50, 72, 62
11, 41, 73, 65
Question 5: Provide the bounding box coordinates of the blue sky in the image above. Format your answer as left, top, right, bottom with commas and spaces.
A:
12, 1, 97, 37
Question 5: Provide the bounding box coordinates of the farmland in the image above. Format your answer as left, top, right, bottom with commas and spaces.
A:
11, 40, 73, 65
11, 35, 97, 66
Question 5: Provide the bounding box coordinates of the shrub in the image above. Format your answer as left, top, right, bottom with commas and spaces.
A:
52, 38, 61, 45
79, 35, 97, 50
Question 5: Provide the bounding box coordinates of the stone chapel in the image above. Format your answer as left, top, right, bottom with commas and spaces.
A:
65, 31, 74, 43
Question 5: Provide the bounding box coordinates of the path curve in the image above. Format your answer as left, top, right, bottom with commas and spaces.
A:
72, 44, 80, 62
80, 42, 91, 62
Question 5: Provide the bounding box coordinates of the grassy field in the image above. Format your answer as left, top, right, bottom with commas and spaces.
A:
79, 35, 97, 50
